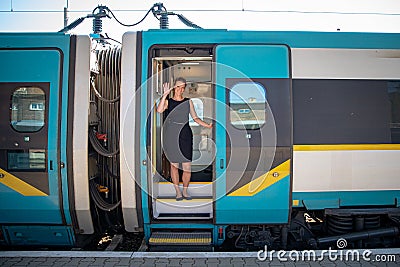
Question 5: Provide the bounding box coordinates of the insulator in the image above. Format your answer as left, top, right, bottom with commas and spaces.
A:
93, 17, 102, 34
160, 13, 169, 29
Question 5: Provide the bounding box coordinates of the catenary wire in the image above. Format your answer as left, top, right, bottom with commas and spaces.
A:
1, 9, 400, 16
106, 6, 154, 27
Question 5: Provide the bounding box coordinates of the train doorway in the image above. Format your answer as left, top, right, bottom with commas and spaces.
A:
148, 50, 214, 220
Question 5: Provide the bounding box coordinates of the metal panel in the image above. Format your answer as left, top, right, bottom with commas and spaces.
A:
292, 48, 400, 80
293, 148, 400, 192
72, 35, 93, 234
4, 225, 74, 246
120, 32, 140, 231
293, 190, 399, 209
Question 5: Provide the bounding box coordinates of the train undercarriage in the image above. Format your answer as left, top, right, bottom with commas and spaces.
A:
224, 208, 400, 251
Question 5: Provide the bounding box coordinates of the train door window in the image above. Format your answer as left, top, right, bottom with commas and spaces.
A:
11, 87, 45, 132
189, 98, 204, 126
229, 82, 267, 130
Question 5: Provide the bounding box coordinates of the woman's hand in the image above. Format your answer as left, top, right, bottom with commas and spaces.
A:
205, 122, 213, 129
162, 82, 172, 97
157, 83, 171, 113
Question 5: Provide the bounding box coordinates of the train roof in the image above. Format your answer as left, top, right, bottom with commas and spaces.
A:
138, 29, 400, 50
1, 30, 400, 50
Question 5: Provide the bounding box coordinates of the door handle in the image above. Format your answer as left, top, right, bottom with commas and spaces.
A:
220, 159, 224, 169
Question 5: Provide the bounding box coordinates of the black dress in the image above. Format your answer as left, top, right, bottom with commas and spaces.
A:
162, 98, 193, 163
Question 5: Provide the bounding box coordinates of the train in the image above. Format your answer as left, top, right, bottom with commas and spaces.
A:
1, 21, 400, 250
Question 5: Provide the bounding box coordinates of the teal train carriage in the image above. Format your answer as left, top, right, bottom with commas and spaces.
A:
0, 33, 93, 246
0, 29, 400, 250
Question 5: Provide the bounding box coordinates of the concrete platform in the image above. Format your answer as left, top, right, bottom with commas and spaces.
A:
0, 248, 399, 266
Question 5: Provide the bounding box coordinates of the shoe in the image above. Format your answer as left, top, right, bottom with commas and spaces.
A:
176, 196, 184, 201
183, 195, 192, 200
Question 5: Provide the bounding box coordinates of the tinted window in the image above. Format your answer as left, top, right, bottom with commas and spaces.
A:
11, 87, 45, 132
388, 81, 400, 143
7, 149, 46, 171
293, 79, 391, 144
388, 81, 400, 126
229, 82, 266, 130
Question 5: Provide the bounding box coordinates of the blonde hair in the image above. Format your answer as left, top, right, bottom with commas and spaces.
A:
174, 77, 187, 86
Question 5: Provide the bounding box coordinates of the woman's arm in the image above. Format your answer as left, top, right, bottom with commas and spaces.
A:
189, 99, 213, 128
156, 83, 172, 113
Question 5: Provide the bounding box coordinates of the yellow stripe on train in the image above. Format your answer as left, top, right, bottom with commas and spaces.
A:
228, 160, 290, 197
0, 168, 47, 196
293, 144, 400, 151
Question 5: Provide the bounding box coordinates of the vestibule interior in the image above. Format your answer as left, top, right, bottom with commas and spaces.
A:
151, 47, 214, 185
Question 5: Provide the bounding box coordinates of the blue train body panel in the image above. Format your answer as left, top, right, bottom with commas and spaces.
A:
2, 225, 74, 246
0, 33, 74, 245
217, 177, 291, 224
293, 190, 400, 210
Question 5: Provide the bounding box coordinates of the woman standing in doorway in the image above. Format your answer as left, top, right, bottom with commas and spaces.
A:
157, 77, 212, 200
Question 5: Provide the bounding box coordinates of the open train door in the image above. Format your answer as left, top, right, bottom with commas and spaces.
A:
214, 44, 292, 224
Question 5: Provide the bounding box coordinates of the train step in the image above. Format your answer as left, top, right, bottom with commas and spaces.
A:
153, 197, 213, 219
149, 231, 212, 246
157, 182, 212, 197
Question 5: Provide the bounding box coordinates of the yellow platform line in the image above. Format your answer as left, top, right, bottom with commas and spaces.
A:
0, 168, 47, 196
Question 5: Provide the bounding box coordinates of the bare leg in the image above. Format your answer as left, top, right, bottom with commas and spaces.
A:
182, 162, 191, 198
170, 163, 182, 198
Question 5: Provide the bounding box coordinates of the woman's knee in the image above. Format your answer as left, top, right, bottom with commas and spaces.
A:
170, 163, 179, 170
182, 162, 191, 172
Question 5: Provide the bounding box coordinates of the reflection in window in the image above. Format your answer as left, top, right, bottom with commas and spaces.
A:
11, 87, 45, 132
7, 149, 46, 171
388, 81, 400, 128
229, 82, 267, 130
29, 103, 44, 111
388, 81, 400, 143
189, 98, 204, 126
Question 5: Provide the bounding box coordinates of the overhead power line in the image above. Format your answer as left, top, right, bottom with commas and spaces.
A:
1, 9, 400, 16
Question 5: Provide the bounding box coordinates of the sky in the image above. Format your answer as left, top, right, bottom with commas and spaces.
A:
0, 0, 400, 41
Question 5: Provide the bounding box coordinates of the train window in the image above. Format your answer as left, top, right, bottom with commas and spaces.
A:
229, 82, 266, 130
293, 79, 392, 144
11, 87, 45, 132
7, 149, 46, 171
388, 81, 400, 126
388, 81, 400, 143
189, 98, 204, 126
